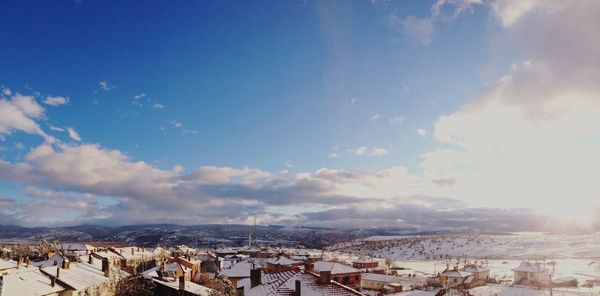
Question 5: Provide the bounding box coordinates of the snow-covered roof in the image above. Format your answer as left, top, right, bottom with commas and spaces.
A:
151, 276, 214, 295
352, 258, 378, 264
93, 250, 125, 260
113, 247, 154, 260
266, 257, 298, 266
461, 265, 489, 273
0, 269, 67, 296
59, 242, 95, 251
241, 270, 364, 296
313, 261, 360, 275
41, 261, 126, 291
223, 261, 261, 278
512, 262, 549, 273
362, 273, 402, 283
0, 259, 18, 271
440, 269, 473, 278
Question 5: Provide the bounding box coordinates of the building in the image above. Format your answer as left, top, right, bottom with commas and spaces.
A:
142, 264, 214, 296
40, 257, 127, 296
112, 247, 156, 275
265, 257, 300, 273
459, 264, 489, 288
0, 269, 70, 296
361, 273, 404, 293
312, 261, 362, 290
439, 267, 473, 289
238, 268, 365, 296
512, 261, 550, 287
223, 260, 261, 289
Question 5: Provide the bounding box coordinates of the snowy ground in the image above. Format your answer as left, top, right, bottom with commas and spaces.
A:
325, 233, 600, 288
331, 233, 600, 260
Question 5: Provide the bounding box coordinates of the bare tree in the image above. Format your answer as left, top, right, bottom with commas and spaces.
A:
115, 275, 155, 296
11, 243, 33, 260
201, 273, 235, 296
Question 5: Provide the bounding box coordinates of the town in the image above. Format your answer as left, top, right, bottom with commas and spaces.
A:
1, 233, 599, 296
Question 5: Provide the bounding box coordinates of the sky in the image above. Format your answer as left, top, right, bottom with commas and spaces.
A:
1, 0, 599, 232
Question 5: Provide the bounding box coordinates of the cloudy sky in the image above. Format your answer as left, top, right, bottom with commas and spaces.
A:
1, 0, 599, 231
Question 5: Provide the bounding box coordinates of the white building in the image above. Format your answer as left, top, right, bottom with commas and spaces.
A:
512, 261, 550, 287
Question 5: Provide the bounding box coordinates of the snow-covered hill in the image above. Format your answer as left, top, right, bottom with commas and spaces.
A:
330, 233, 600, 260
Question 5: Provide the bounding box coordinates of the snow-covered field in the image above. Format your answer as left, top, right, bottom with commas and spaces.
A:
332, 233, 600, 260
327, 233, 600, 287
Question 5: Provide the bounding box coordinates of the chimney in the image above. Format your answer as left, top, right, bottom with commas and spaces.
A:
102, 258, 110, 277
295, 279, 302, 296
17, 257, 21, 269
319, 271, 331, 284
88, 254, 93, 264
26, 258, 30, 268
62, 260, 70, 269
179, 275, 185, 291
250, 269, 262, 288
51, 276, 56, 287
56, 267, 60, 279
132, 248, 135, 256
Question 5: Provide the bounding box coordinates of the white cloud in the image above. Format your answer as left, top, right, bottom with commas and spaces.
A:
152, 103, 164, 109
66, 127, 82, 142
98, 80, 114, 92
49, 124, 65, 132
350, 146, 389, 157
133, 93, 146, 100
389, 116, 405, 125
416, 128, 428, 137
0, 93, 53, 142
2, 87, 12, 96
349, 97, 360, 104
43, 96, 69, 106
396, 15, 434, 45
170, 120, 198, 135
370, 113, 381, 121
422, 0, 600, 223
328, 152, 339, 159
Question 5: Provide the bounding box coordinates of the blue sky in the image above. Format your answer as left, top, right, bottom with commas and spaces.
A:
1, 0, 598, 230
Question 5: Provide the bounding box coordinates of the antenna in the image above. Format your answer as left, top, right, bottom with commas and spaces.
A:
248, 215, 257, 248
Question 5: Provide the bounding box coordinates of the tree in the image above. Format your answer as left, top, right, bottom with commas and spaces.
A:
385, 257, 393, 272
38, 239, 59, 257
201, 273, 235, 296
11, 243, 33, 260
115, 275, 155, 296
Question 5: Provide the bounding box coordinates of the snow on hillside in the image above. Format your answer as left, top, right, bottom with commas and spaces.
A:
331, 233, 600, 260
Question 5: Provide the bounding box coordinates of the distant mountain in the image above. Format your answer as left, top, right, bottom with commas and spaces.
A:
0, 224, 448, 248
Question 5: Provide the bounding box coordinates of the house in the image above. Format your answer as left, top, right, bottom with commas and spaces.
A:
459, 264, 489, 288
112, 247, 156, 274
512, 261, 550, 287
168, 256, 202, 283
439, 267, 473, 289
142, 263, 214, 296
352, 258, 385, 274
264, 257, 300, 273
352, 258, 379, 269
312, 261, 362, 290
361, 273, 404, 293
0, 269, 70, 296
40, 257, 127, 296
238, 268, 365, 296
223, 260, 262, 289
